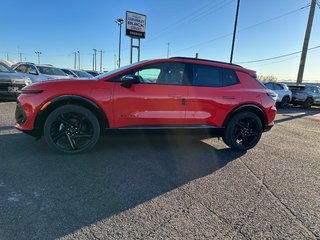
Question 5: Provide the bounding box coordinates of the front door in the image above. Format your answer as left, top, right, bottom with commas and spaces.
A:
112, 62, 189, 128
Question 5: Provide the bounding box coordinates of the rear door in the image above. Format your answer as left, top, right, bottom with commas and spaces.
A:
112, 62, 189, 128
185, 64, 241, 127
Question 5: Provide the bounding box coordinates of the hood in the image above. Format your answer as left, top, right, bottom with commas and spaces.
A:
0, 71, 31, 83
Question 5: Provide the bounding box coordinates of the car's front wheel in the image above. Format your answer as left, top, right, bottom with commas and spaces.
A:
44, 105, 100, 154
223, 111, 262, 151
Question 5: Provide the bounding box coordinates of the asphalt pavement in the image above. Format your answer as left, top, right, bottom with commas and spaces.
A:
0, 101, 319, 240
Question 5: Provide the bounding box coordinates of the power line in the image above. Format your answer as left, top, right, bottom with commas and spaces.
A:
236, 45, 320, 64
171, 4, 310, 54
144, 0, 233, 44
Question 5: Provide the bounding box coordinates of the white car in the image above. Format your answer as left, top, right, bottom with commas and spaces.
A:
264, 82, 292, 107
13, 62, 70, 83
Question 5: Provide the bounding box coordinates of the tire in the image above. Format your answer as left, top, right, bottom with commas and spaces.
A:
280, 96, 290, 108
303, 98, 313, 109
44, 105, 100, 154
223, 111, 262, 151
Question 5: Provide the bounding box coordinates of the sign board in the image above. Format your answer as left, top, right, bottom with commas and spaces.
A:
126, 11, 146, 39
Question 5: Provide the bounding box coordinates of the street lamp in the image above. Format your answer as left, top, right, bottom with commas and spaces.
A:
35, 51, 42, 64
115, 18, 124, 68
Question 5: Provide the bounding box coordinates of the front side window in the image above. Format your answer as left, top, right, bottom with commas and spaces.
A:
135, 68, 161, 83
15, 64, 28, 73
193, 64, 222, 87
111, 62, 187, 85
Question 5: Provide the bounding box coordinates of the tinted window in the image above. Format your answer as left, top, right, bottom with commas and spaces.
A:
193, 64, 222, 87
223, 68, 239, 86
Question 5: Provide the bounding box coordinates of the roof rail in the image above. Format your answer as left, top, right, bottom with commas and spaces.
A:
170, 57, 242, 67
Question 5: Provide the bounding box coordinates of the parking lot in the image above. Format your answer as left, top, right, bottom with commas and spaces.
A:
0, 101, 319, 239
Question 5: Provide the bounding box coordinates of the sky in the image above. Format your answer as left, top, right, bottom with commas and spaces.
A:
1, 0, 319, 82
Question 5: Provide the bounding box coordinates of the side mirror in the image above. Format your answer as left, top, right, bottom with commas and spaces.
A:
121, 75, 141, 88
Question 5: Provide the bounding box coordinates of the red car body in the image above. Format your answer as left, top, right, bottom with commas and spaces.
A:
15, 57, 276, 153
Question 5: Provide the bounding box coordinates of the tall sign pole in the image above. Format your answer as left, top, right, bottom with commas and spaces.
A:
297, 0, 316, 84
126, 11, 146, 64
230, 0, 240, 64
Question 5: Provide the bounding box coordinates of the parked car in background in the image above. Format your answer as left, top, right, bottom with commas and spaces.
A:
288, 85, 320, 108
15, 57, 277, 153
13, 63, 69, 83
0, 62, 31, 100
84, 70, 100, 77
264, 82, 292, 107
61, 69, 93, 79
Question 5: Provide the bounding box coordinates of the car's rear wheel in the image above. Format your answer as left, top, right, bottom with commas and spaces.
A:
44, 105, 100, 154
280, 96, 290, 108
223, 111, 262, 151
303, 97, 313, 108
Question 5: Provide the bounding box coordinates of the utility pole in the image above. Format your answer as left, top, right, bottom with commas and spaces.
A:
73, 52, 77, 69
230, 0, 240, 63
297, 0, 316, 84
167, 42, 170, 58
19, 53, 23, 62
6, 53, 9, 61
35, 51, 42, 64
92, 48, 97, 71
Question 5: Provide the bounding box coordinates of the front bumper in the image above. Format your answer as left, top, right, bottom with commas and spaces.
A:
0, 82, 26, 99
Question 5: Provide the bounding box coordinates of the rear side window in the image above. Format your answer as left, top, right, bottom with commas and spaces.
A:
274, 83, 284, 90
223, 68, 239, 86
193, 64, 222, 87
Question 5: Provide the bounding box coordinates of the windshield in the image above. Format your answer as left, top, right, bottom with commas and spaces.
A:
73, 70, 93, 78
0, 62, 14, 73
37, 66, 68, 76
92, 61, 148, 80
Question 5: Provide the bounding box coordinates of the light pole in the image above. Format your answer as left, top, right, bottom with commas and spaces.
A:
35, 51, 42, 64
115, 18, 124, 68
77, 51, 80, 70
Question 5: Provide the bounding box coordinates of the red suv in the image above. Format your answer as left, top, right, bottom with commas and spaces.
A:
15, 57, 276, 153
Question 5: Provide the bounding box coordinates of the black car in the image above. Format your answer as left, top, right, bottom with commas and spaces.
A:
0, 62, 32, 100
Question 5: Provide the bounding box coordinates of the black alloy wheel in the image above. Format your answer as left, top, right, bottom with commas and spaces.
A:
280, 96, 290, 108
303, 98, 313, 109
223, 111, 262, 151
44, 105, 100, 154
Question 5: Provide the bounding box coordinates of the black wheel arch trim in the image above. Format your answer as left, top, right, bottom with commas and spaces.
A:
33, 95, 108, 137
223, 104, 267, 130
